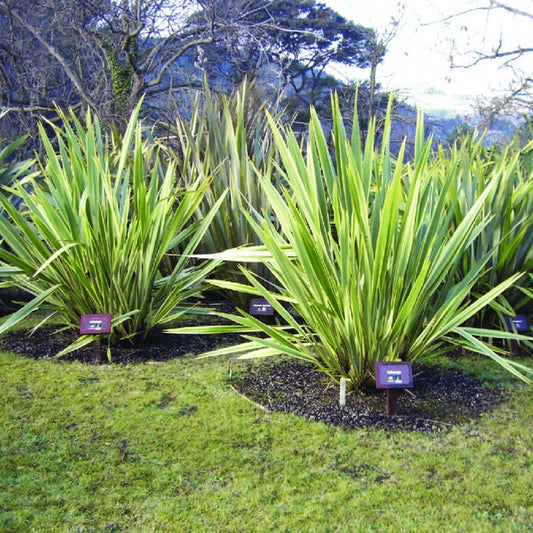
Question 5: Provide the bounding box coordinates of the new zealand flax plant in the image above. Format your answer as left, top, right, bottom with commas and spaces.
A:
169, 95, 532, 390
162, 81, 282, 307
435, 134, 533, 342
0, 105, 224, 356
0, 135, 35, 188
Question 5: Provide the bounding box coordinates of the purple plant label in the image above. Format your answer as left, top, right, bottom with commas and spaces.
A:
249, 299, 274, 316
80, 313, 111, 335
504, 314, 530, 332
375, 362, 413, 389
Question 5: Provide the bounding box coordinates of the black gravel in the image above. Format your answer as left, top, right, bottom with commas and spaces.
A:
231, 358, 503, 432
0, 312, 504, 433
0, 324, 243, 364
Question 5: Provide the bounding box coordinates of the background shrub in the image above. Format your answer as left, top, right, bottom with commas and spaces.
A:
436, 135, 533, 341
162, 82, 282, 308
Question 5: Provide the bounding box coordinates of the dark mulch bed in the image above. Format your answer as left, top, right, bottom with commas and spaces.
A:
231, 358, 503, 432
0, 324, 243, 364
0, 315, 504, 433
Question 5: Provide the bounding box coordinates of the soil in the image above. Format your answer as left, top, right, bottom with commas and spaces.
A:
232, 358, 502, 432
0, 309, 504, 433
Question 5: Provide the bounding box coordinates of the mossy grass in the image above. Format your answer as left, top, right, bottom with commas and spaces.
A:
1, 347, 531, 532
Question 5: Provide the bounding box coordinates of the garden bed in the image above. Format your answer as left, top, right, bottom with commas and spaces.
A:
0, 312, 504, 433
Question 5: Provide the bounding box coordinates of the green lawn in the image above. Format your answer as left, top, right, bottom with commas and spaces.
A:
0, 350, 531, 532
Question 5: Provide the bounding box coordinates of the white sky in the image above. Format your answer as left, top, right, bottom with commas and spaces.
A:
323, 0, 532, 116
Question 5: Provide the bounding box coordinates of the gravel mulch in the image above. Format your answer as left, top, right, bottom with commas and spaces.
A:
231, 358, 503, 432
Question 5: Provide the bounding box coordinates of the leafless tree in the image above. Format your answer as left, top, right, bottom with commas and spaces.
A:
1, 1, 238, 126
432, 1, 533, 122
0, 1, 316, 135
1, 0, 381, 143
366, 8, 404, 121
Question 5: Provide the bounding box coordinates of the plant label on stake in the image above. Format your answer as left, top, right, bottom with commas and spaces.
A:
249, 298, 274, 316
504, 314, 531, 355
249, 298, 275, 324
375, 362, 413, 416
80, 314, 111, 363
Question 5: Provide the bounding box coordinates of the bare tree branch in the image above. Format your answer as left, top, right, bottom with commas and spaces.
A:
453, 46, 533, 68
8, 7, 98, 110
424, 1, 533, 25
427, 1, 533, 117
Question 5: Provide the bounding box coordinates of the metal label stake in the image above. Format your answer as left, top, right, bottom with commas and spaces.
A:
80, 314, 111, 363
375, 362, 413, 417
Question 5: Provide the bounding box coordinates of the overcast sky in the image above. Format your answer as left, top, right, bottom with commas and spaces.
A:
323, 0, 531, 115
